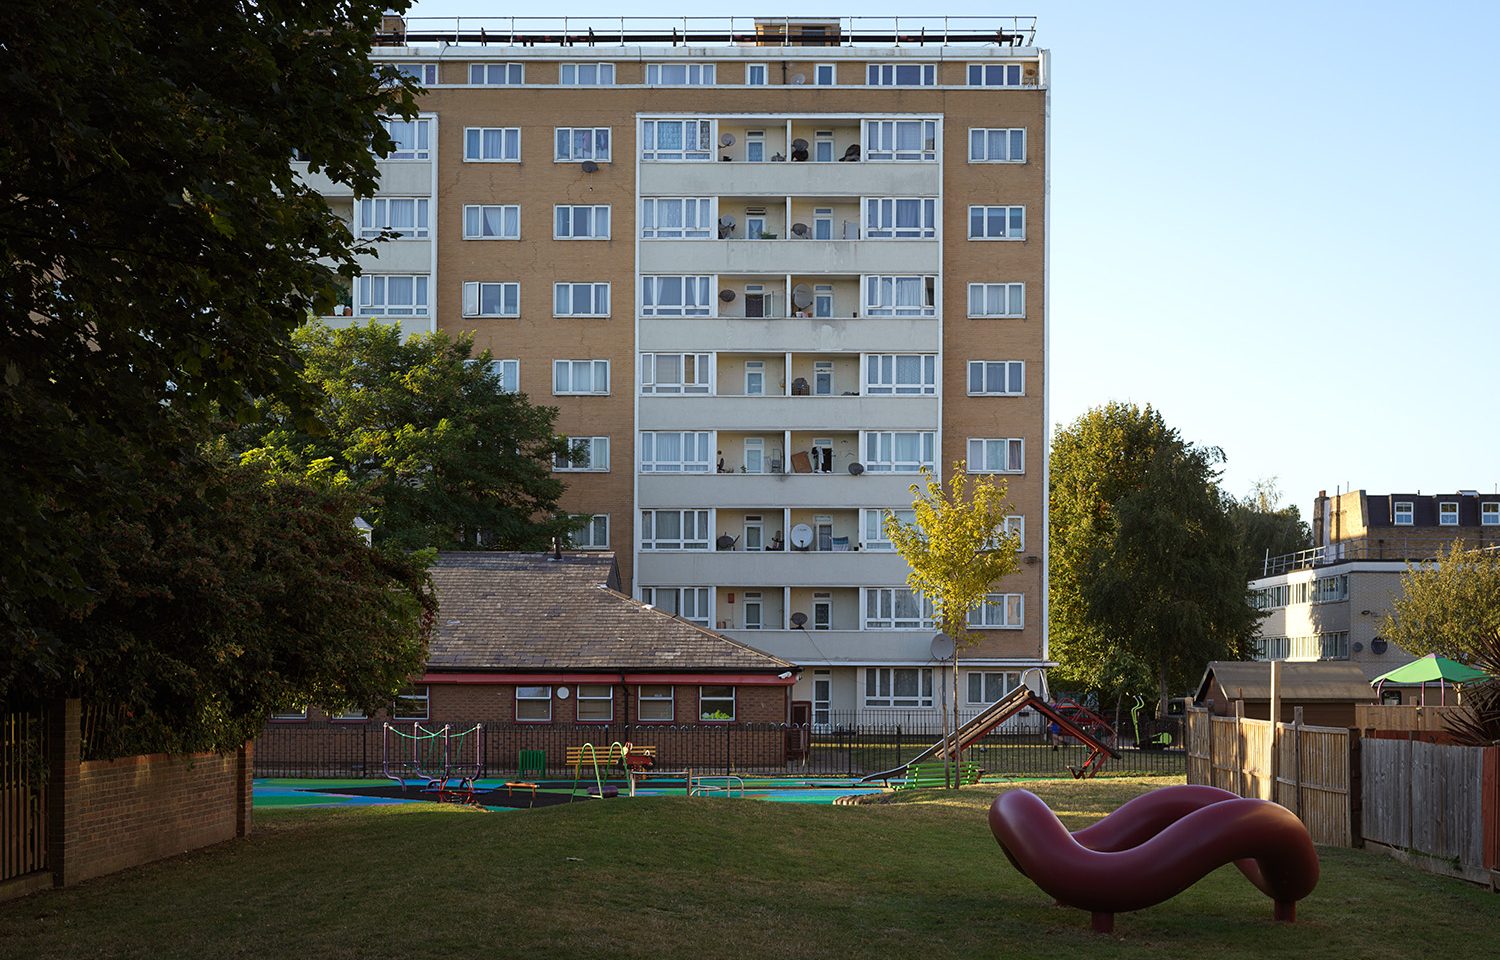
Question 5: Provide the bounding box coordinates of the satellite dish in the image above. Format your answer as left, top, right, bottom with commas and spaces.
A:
791, 284, 813, 308
791, 223, 809, 238
790, 612, 808, 628
930, 634, 956, 661
1371, 637, 1388, 654
789, 524, 814, 550
791, 138, 809, 151
719, 132, 737, 147
841, 144, 861, 162
791, 73, 807, 85
847, 462, 864, 476
719, 215, 736, 229
580, 160, 599, 173
719, 289, 736, 302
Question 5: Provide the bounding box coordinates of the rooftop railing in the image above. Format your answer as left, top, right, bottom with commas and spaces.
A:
1262, 536, 1500, 576
380, 16, 1039, 49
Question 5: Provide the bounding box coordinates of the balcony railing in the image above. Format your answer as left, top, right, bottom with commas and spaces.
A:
1262, 536, 1500, 575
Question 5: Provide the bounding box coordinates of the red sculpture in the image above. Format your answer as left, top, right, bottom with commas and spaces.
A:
989, 784, 1319, 933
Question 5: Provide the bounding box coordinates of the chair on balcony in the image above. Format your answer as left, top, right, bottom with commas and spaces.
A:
831, 537, 851, 552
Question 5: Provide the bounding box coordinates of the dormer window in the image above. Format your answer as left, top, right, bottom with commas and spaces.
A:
1439, 502, 1459, 526
1393, 501, 1414, 525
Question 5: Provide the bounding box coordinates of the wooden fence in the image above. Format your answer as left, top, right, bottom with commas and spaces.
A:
1186, 706, 1352, 846
1354, 704, 1462, 735
1361, 738, 1496, 884
1, 707, 49, 889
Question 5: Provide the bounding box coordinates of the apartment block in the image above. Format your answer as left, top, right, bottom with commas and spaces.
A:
298, 15, 1050, 724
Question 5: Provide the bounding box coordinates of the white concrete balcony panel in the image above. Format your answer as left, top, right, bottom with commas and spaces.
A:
316, 313, 434, 339
639, 395, 937, 432
637, 550, 911, 587
719, 629, 939, 666
637, 472, 922, 510
356, 239, 432, 274
293, 160, 433, 198
640, 239, 938, 275
639, 161, 939, 198
638, 317, 939, 353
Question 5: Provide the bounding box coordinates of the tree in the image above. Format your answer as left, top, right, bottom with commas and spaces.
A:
1381, 542, 1500, 662
2, 1, 418, 688
1050, 403, 1262, 715
238, 323, 581, 551
1231, 478, 1313, 580
886, 466, 1021, 786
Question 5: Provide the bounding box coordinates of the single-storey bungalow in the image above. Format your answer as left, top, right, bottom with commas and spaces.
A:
1194, 660, 1377, 727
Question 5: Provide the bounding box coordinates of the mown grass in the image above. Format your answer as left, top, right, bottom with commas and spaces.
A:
1, 776, 1493, 959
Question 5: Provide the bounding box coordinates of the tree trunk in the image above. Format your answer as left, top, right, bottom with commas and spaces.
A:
952, 652, 962, 789
1156, 663, 1171, 720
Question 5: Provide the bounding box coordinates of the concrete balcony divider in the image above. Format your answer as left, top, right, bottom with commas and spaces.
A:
640, 239, 938, 275
637, 472, 922, 509
356, 238, 433, 274
636, 549, 912, 587
638, 316, 940, 353
638, 395, 938, 432
293, 160, 433, 198
639, 161, 940, 198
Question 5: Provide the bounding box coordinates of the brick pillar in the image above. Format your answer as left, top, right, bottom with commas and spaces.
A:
236, 741, 254, 838
45, 698, 81, 887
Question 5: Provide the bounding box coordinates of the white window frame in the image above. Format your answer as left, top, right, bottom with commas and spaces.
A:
469, 62, 524, 85
1483, 503, 1500, 526
554, 282, 611, 318
969, 205, 1026, 240
463, 127, 521, 162
515, 686, 552, 723
745, 131, 766, 164
641, 276, 714, 316
392, 686, 430, 721
863, 119, 938, 162
969, 127, 1026, 163
864, 668, 934, 708
866, 63, 937, 86
814, 63, 837, 86
646, 63, 716, 86
554, 205, 611, 240
864, 276, 936, 317
864, 354, 937, 396
554, 436, 610, 473
967, 593, 1024, 629
863, 198, 937, 239
638, 685, 675, 722
270, 705, 308, 721
560, 63, 615, 86
462, 204, 520, 240
554, 127, 611, 163
745, 63, 769, 86
640, 587, 711, 627
863, 431, 935, 473
968, 360, 1025, 396
1439, 502, 1459, 526
640, 354, 712, 395
639, 431, 713, 473
968, 283, 1026, 318
863, 588, 935, 631
968, 438, 1025, 474
699, 686, 736, 722
378, 118, 432, 161
862, 508, 916, 551
1393, 501, 1414, 525
640, 197, 714, 239
967, 671, 1021, 705
552, 360, 610, 396
575, 684, 614, 722
357, 197, 430, 239
572, 514, 610, 550
357, 274, 429, 317
462, 281, 520, 318
489, 358, 519, 394
388, 63, 438, 85
968, 63, 1026, 87
999, 515, 1026, 552
742, 591, 764, 629
640, 119, 715, 162
637, 509, 708, 554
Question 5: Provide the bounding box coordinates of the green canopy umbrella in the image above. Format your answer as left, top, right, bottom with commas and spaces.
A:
1373, 654, 1491, 706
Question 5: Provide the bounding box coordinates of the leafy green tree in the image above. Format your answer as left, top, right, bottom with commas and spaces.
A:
887, 466, 1021, 784
1232, 478, 1313, 580
2, 1, 417, 689
1050, 403, 1262, 714
1382, 542, 1500, 662
239, 323, 581, 550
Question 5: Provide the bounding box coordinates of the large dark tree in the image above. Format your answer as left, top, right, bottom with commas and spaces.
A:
239, 324, 582, 551
1050, 403, 1264, 714
0, 2, 426, 707
1231, 479, 1314, 580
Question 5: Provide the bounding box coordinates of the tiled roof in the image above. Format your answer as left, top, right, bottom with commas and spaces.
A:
425, 551, 794, 674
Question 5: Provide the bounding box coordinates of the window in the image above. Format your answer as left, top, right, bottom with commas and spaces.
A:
968, 593, 1024, 629
641, 276, 713, 316
968, 360, 1025, 396
1484, 503, 1500, 526
865, 276, 936, 317
699, 686, 736, 721
464, 127, 521, 162
864, 198, 937, 239
392, 687, 429, 721
968, 438, 1025, 474
641, 586, 711, 627
743, 437, 765, 473
639, 431, 713, 473
553, 360, 609, 395
814, 285, 833, 318
572, 514, 609, 550
554, 205, 610, 240
554, 283, 610, 317
330, 709, 367, 721
462, 281, 519, 318
640, 119, 714, 161
968, 63, 1026, 86
969, 205, 1026, 240
865, 354, 937, 395
812, 208, 834, 240
379, 118, 432, 160
996, 515, 1026, 552
576, 684, 614, 722
968, 283, 1025, 318
640, 354, 711, 394
515, 686, 551, 722
864, 432, 935, 473
814, 132, 834, 163
357, 198, 429, 239
463, 204, 520, 240
554, 436, 609, 472
746, 63, 769, 85
1393, 501, 1414, 525
814, 63, 837, 86
864, 588, 935, 630
864, 120, 938, 161
357, 275, 428, 316
647, 63, 716, 86
469, 62, 524, 85
638, 685, 675, 722
970, 127, 1026, 163
865, 668, 934, 707
388, 63, 438, 85
640, 198, 714, 239
1439, 502, 1459, 525
489, 358, 519, 393
746, 131, 765, 164
967, 671, 1021, 705
813, 593, 832, 630
270, 706, 308, 721
560, 63, 615, 85
863, 508, 916, 551
742, 591, 764, 629
866, 63, 936, 86
555, 127, 611, 162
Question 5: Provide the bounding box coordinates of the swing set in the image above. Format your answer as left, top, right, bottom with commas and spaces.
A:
382, 722, 485, 804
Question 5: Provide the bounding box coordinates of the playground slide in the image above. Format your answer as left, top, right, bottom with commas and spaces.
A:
989, 785, 1319, 933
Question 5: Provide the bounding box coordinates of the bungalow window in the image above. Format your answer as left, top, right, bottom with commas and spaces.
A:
515, 686, 552, 722
270, 705, 308, 721
638, 685, 675, 721
576, 684, 614, 722
700, 686, 736, 721
392, 686, 429, 721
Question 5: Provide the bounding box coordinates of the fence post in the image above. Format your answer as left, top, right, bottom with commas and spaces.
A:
1234, 699, 1245, 798
45, 698, 81, 888
1293, 706, 1303, 820
1268, 660, 1282, 802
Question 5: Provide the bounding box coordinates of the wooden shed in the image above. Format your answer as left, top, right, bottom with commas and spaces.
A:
1194, 660, 1377, 727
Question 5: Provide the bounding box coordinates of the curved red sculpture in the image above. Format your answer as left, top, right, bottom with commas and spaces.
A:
989, 784, 1319, 933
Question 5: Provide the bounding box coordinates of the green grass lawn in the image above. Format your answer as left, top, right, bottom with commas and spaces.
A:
1, 776, 1494, 959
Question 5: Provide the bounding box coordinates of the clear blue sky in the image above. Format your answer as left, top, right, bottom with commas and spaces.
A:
406, 0, 1500, 517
